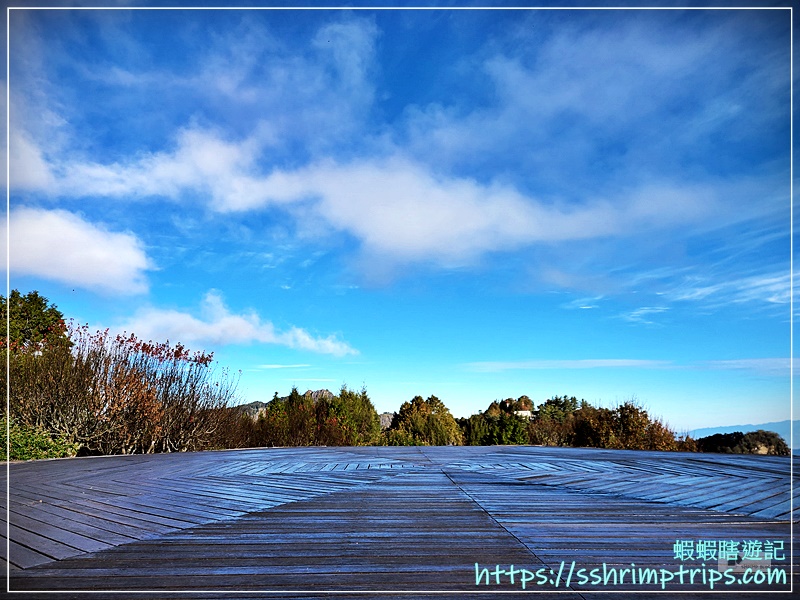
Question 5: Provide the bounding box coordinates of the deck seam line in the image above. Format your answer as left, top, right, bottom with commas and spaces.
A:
440, 467, 538, 559
439, 467, 590, 599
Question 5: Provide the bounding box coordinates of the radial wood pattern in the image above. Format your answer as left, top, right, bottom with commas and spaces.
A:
2, 446, 796, 599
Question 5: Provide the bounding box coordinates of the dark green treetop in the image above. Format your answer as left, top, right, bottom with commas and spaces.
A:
386, 395, 463, 446
0, 290, 69, 351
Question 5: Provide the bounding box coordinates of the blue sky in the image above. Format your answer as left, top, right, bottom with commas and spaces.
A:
4, 4, 794, 432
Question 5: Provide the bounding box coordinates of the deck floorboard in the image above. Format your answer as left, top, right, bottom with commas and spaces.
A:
2, 445, 796, 598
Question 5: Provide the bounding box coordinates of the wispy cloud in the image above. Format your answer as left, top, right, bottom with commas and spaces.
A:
700, 358, 799, 376
621, 306, 669, 325
255, 364, 312, 370
400, 11, 786, 196
9, 131, 56, 191
560, 296, 604, 310
466, 359, 673, 373
2, 207, 152, 295
9, 13, 380, 189
114, 290, 357, 356
670, 272, 792, 307
467, 357, 797, 377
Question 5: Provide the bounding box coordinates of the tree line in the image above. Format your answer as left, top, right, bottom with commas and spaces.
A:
0, 290, 790, 458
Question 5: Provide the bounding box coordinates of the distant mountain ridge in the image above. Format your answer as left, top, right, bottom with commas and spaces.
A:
689, 420, 798, 449
379, 412, 393, 430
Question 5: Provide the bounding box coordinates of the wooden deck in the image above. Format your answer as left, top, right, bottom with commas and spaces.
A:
1, 445, 797, 598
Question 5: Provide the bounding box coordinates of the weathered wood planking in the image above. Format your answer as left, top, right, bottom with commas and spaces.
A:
2, 445, 797, 598
449, 447, 797, 520
2, 447, 406, 570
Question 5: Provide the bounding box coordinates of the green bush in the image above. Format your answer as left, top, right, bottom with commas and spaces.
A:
0, 416, 78, 461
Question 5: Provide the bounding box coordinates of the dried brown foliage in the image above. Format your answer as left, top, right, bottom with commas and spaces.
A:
5, 323, 240, 454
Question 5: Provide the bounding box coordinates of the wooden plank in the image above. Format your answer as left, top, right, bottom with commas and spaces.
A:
7, 524, 85, 561
55, 498, 185, 533
8, 505, 138, 546
5, 500, 160, 540
9, 513, 115, 554
4, 445, 796, 596
6, 539, 55, 570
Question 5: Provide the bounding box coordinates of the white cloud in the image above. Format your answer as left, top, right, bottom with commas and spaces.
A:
3, 207, 151, 294
116, 290, 357, 356
213, 156, 722, 268
46, 127, 263, 202
15, 122, 724, 271
466, 359, 673, 372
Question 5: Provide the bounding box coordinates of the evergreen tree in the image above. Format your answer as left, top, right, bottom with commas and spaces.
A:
317, 385, 381, 446
0, 290, 69, 352
386, 395, 463, 445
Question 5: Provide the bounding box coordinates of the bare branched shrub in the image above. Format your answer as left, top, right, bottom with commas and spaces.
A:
7, 323, 240, 454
